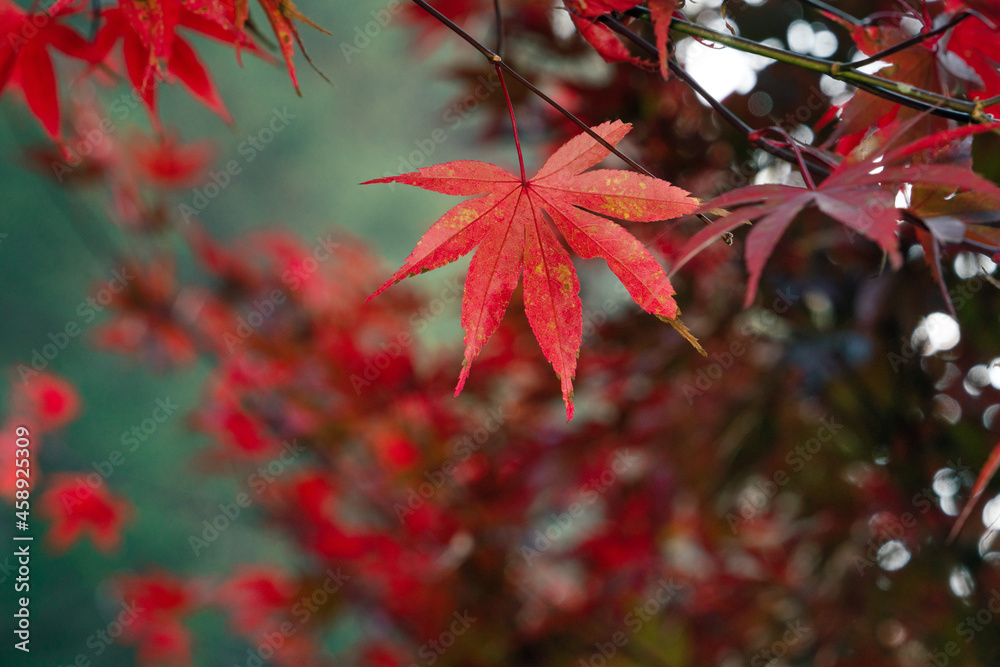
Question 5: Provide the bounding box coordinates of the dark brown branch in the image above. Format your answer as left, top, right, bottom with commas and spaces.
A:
406, 0, 658, 178
843, 12, 971, 72
598, 16, 833, 182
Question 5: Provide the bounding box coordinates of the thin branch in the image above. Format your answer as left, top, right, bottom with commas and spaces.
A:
492, 0, 504, 59
409, 0, 739, 239
754, 127, 817, 190
843, 12, 971, 72
797, 0, 861, 25
0, 113, 129, 271
624, 8, 988, 122
980, 93, 1000, 108
408, 0, 497, 60
407, 0, 658, 178
599, 16, 832, 181
846, 78, 971, 122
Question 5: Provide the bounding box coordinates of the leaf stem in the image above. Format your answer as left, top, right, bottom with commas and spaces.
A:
753, 127, 817, 189
496, 64, 526, 183
406, 0, 657, 178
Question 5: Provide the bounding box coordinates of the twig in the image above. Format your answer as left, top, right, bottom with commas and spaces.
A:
406, 0, 657, 178
623, 8, 988, 123
797, 0, 861, 25
752, 127, 818, 190
599, 16, 833, 182
843, 12, 971, 72
492, 0, 504, 58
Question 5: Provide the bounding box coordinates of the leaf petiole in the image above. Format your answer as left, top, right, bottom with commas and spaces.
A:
495, 63, 526, 183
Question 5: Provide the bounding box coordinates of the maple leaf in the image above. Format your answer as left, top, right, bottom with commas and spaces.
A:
648, 0, 678, 79
944, 13, 1000, 111
563, 0, 637, 18
92, 5, 238, 125
114, 571, 196, 667
0, 0, 90, 140
250, 0, 330, 94
823, 6, 1000, 150
39, 474, 132, 552
569, 13, 642, 66
566, 0, 677, 75
364, 120, 701, 420
12, 371, 81, 432
129, 131, 215, 188
674, 123, 1000, 307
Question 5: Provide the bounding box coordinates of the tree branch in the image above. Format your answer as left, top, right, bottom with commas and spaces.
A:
406, 0, 658, 178
623, 8, 989, 123
599, 16, 832, 182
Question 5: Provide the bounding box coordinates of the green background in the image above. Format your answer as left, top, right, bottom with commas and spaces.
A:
0, 1, 504, 663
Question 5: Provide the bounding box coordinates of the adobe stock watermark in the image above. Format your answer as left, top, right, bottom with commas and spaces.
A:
16, 266, 135, 384
579, 281, 630, 344
351, 277, 463, 393
520, 449, 637, 564
222, 234, 341, 352
394, 406, 506, 521
766, 85, 827, 137
57, 397, 181, 512
723, 415, 845, 532
380, 72, 502, 190
189, 439, 305, 556
339, 0, 403, 62
748, 619, 811, 666
49, 88, 146, 182
235, 568, 350, 667
577, 579, 683, 667
682, 287, 799, 403
405, 611, 476, 667
221, 289, 288, 352
887, 275, 988, 372
921, 588, 1000, 667
50, 598, 145, 667
7, 3, 61, 54
712, 83, 828, 195
179, 106, 296, 223
852, 458, 969, 576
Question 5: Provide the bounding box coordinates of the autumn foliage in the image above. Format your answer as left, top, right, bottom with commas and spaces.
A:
7, 0, 1000, 666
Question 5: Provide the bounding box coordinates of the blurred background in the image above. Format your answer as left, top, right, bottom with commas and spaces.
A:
0, 1, 494, 662
4, 0, 1000, 665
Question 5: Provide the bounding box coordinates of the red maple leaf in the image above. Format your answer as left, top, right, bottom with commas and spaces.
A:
39, 474, 132, 552
674, 122, 1000, 306
566, 0, 677, 76
364, 120, 701, 420
569, 13, 642, 66
129, 131, 215, 188
563, 0, 637, 17
114, 570, 196, 667
214, 565, 296, 636
825, 5, 1000, 149
0, 0, 90, 140
13, 370, 81, 432
648, 0, 678, 78
91, 4, 238, 124
249, 0, 330, 94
